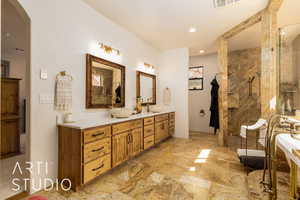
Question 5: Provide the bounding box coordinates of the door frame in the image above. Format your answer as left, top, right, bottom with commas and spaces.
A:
1, 0, 32, 195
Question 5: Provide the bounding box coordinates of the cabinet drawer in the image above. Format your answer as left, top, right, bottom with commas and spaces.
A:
144, 124, 154, 138
144, 117, 154, 126
83, 138, 111, 163
83, 154, 111, 184
132, 119, 143, 129
169, 119, 175, 128
169, 112, 175, 120
112, 121, 131, 135
83, 126, 111, 144
144, 135, 154, 150
155, 114, 169, 122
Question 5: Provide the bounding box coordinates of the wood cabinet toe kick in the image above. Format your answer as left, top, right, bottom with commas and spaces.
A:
58, 112, 175, 191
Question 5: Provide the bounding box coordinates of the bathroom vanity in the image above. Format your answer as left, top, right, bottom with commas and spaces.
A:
57, 111, 175, 191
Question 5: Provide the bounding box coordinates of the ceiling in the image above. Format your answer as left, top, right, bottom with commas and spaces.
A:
82, 0, 268, 56
227, 0, 300, 53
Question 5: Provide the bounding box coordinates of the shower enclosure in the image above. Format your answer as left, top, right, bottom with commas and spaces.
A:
279, 23, 300, 115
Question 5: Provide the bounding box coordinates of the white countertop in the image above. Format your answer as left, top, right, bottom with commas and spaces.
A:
277, 133, 300, 167
58, 110, 175, 130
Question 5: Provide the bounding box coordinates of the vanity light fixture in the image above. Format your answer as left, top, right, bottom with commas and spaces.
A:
144, 63, 154, 70
189, 27, 197, 33
199, 50, 205, 54
99, 43, 121, 55
137, 62, 155, 74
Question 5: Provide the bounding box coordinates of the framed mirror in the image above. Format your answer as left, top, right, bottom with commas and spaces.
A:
86, 54, 125, 108
136, 71, 156, 105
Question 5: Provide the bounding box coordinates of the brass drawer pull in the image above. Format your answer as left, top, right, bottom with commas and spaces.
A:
92, 163, 104, 171
92, 132, 104, 137
147, 129, 153, 133
92, 147, 104, 152
127, 134, 131, 144
146, 140, 153, 144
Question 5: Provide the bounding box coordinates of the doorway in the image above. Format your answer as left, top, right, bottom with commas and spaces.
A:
1, 0, 31, 198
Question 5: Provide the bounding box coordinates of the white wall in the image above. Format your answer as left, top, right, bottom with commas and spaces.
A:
189, 54, 219, 133
159, 48, 189, 139
18, 0, 161, 193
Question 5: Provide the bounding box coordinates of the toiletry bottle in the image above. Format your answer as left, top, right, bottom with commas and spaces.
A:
136, 96, 142, 114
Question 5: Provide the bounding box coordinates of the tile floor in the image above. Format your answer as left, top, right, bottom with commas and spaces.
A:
1, 132, 290, 200
0, 134, 27, 199
0, 154, 27, 199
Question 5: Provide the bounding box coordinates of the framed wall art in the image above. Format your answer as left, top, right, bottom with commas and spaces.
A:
189, 66, 203, 90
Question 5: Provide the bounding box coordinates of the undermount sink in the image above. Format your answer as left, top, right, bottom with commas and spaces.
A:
111, 108, 132, 118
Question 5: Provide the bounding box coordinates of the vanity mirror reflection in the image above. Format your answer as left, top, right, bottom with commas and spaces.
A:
136, 71, 156, 105
86, 54, 125, 108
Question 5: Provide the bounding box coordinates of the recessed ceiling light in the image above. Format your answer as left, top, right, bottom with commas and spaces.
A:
189, 28, 197, 33
199, 50, 205, 54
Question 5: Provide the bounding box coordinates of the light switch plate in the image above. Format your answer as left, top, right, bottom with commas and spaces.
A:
40, 69, 48, 80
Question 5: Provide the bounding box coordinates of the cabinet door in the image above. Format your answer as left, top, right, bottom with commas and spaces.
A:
155, 120, 169, 144
162, 120, 169, 139
1, 119, 20, 156
112, 131, 130, 167
155, 121, 163, 144
129, 128, 142, 157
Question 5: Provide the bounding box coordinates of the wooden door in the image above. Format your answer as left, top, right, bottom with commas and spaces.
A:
112, 131, 130, 167
1, 119, 20, 156
129, 128, 142, 157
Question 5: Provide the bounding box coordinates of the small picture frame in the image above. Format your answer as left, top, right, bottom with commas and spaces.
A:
189, 66, 203, 90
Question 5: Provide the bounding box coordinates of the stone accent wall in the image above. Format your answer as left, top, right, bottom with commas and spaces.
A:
228, 47, 261, 136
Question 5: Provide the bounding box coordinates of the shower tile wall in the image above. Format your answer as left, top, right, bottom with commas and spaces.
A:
280, 34, 300, 112
228, 47, 261, 136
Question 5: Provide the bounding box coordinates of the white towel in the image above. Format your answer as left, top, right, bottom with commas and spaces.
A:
240, 119, 267, 139
258, 127, 267, 147
55, 75, 72, 111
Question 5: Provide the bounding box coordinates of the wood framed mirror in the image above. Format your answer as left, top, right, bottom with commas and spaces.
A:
86, 54, 125, 108
136, 71, 156, 105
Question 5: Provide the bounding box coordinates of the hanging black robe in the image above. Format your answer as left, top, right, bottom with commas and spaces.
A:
209, 78, 219, 131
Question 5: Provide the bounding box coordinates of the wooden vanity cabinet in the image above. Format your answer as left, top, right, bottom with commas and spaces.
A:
58, 112, 175, 191
58, 125, 112, 191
